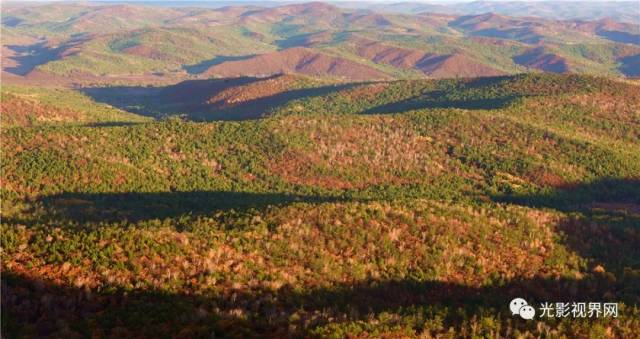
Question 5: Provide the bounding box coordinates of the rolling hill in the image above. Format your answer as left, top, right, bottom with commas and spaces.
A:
204, 47, 390, 80
354, 38, 505, 78
513, 47, 571, 73
1, 1, 640, 338
2, 73, 640, 337
2, 2, 639, 83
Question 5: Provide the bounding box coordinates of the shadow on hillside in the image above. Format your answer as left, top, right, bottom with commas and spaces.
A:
2, 261, 635, 337
493, 178, 640, 216
4, 42, 62, 76
82, 121, 145, 127
363, 95, 516, 114
596, 29, 640, 46
618, 55, 640, 77
81, 76, 356, 121
23, 190, 346, 224
4, 37, 88, 76
362, 76, 521, 114
182, 55, 257, 74
493, 178, 640, 276
468, 29, 543, 44
3, 179, 639, 336
1, 16, 24, 27
275, 31, 332, 48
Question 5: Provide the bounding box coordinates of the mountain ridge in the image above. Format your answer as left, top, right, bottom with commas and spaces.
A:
2, 1, 639, 85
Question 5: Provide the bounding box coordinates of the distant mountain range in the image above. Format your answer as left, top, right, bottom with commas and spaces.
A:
2, 1, 638, 84
85, 1, 640, 23
352, 1, 640, 23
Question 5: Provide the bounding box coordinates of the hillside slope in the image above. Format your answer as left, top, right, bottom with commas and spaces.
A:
2, 74, 639, 337
514, 47, 571, 73
0, 85, 151, 127
354, 39, 505, 78
204, 47, 390, 80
